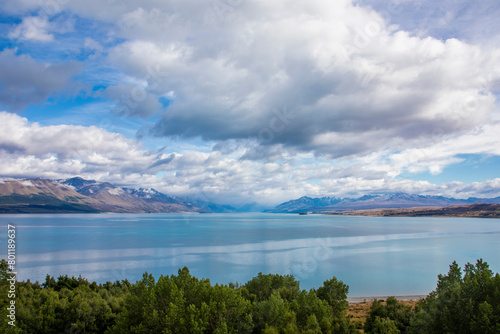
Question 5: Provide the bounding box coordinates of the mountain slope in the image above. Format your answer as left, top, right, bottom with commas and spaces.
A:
0, 178, 101, 213
0, 177, 205, 213
271, 196, 342, 213
61, 177, 204, 213
270, 193, 500, 213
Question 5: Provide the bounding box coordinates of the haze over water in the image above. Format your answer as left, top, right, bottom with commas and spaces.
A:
2, 213, 499, 297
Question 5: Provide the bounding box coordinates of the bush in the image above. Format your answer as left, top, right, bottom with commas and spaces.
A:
409, 259, 500, 334
364, 296, 412, 333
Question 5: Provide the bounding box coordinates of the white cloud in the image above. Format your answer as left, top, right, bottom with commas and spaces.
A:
356, 0, 500, 47
92, 0, 500, 161
384, 122, 500, 175
1, 111, 500, 205
8, 16, 54, 42
0, 111, 152, 178
84, 37, 103, 52
1, 1, 500, 204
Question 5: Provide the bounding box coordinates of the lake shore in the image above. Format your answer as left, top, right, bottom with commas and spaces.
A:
347, 295, 427, 305
325, 203, 500, 218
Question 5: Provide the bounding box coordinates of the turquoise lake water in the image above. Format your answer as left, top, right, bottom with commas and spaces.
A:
1, 213, 499, 297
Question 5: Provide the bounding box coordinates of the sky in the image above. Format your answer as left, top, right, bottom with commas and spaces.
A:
1, 0, 500, 206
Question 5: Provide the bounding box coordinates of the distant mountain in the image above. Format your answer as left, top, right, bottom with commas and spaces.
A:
0, 177, 207, 213
185, 198, 238, 213
61, 177, 116, 197
0, 178, 101, 213
182, 199, 270, 213
235, 202, 271, 213
3, 177, 500, 214
269, 192, 500, 213
271, 196, 342, 213
61, 177, 205, 213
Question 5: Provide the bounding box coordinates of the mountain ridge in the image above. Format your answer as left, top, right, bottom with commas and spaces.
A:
268, 193, 500, 213
2, 176, 500, 214
0, 177, 205, 213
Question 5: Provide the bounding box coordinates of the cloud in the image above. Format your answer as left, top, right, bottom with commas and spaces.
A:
1, 111, 499, 205
387, 123, 500, 175
84, 37, 103, 52
0, 49, 83, 110
1, 1, 500, 204
8, 16, 54, 41
4, 2, 499, 159
92, 1, 500, 160
356, 0, 500, 46
0, 111, 153, 179
104, 82, 164, 118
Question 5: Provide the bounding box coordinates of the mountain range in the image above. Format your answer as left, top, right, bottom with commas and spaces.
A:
1, 177, 500, 214
0, 177, 231, 213
268, 193, 500, 213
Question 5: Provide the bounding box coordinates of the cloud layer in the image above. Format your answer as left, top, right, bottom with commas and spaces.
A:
0, 49, 82, 110
102, 0, 500, 161
1, 0, 500, 203
1, 111, 499, 204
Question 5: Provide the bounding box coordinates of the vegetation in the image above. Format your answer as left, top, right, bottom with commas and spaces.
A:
409, 259, 500, 334
337, 204, 500, 218
1, 259, 499, 333
0, 260, 356, 333
363, 297, 412, 333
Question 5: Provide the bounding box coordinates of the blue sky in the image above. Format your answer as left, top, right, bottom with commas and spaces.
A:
0, 0, 499, 205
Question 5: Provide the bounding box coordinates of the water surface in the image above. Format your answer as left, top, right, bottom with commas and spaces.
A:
1, 213, 499, 296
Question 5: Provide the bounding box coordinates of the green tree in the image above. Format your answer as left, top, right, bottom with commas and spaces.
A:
290, 289, 332, 331
243, 272, 300, 303
0, 259, 22, 333
253, 291, 290, 332
368, 316, 399, 334
110, 267, 253, 333
364, 297, 412, 333
14, 279, 119, 333
409, 259, 500, 334
303, 314, 322, 334
316, 277, 349, 318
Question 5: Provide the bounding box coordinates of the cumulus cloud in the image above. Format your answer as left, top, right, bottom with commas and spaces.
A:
91, 0, 500, 160
4, 2, 499, 159
356, 0, 500, 46
0, 111, 153, 178
0, 49, 82, 110
1, 111, 500, 205
1, 1, 500, 203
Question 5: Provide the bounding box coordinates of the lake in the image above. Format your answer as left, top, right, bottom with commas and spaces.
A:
1, 213, 499, 297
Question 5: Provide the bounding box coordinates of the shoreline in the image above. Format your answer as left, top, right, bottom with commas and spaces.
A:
347, 295, 427, 304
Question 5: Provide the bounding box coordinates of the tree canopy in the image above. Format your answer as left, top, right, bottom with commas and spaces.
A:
1, 258, 499, 333
0, 260, 356, 333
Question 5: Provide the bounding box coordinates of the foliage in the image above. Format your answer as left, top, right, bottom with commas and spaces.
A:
409, 259, 500, 334
243, 272, 301, 303
110, 267, 254, 333
316, 277, 350, 317
0, 262, 357, 333
364, 297, 412, 333
0, 259, 482, 333
14, 278, 128, 333
5, 258, 500, 333
367, 316, 399, 334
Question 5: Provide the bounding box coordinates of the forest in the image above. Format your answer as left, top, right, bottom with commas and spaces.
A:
1, 258, 499, 333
